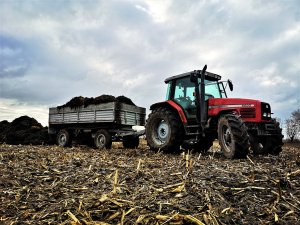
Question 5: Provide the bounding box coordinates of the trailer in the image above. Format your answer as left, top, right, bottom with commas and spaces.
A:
48, 102, 146, 149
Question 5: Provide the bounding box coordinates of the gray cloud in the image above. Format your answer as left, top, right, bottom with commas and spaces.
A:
0, 0, 299, 126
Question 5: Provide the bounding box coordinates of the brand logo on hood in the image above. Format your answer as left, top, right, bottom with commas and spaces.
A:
209, 104, 255, 109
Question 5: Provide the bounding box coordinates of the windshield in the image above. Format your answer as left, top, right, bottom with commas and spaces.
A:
166, 77, 227, 119
206, 81, 227, 98
166, 77, 227, 101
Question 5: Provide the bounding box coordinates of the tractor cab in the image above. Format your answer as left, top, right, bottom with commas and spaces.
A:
164, 70, 229, 122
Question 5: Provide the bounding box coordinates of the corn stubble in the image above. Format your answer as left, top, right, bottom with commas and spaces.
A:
0, 141, 299, 224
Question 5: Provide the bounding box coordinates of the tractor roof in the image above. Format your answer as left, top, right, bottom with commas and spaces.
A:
164, 70, 222, 83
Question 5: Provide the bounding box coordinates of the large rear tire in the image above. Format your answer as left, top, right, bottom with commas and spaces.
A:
56, 129, 72, 147
146, 107, 184, 152
218, 114, 249, 159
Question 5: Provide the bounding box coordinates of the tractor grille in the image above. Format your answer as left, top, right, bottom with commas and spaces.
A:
240, 108, 256, 118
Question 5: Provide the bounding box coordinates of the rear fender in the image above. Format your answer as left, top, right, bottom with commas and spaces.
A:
150, 100, 187, 124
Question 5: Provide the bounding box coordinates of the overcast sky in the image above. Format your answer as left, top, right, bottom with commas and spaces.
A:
0, 0, 299, 126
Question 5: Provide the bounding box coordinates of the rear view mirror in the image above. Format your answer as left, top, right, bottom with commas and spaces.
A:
228, 79, 233, 91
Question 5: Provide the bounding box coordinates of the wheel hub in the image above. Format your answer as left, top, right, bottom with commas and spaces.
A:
157, 121, 169, 143
224, 129, 231, 143
59, 134, 66, 145
96, 134, 105, 148
222, 126, 232, 151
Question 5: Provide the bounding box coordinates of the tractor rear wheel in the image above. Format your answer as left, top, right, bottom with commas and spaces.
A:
218, 114, 249, 158
146, 107, 184, 152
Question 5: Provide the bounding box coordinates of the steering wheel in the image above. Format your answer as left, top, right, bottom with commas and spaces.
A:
176, 97, 193, 108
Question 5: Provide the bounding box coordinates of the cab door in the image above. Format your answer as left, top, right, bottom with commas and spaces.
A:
171, 77, 197, 122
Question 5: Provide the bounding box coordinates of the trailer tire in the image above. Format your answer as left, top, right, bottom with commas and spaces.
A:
123, 135, 139, 149
94, 130, 112, 149
56, 129, 72, 147
146, 107, 183, 153
218, 114, 249, 159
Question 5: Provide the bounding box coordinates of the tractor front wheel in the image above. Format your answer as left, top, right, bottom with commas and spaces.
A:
218, 114, 249, 158
146, 107, 184, 152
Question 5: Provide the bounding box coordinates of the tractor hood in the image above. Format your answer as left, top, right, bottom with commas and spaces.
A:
209, 98, 260, 108
208, 98, 272, 122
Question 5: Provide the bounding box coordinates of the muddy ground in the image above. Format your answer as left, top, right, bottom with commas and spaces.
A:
0, 141, 299, 225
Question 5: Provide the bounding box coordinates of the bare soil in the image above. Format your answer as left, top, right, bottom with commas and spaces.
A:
0, 141, 299, 225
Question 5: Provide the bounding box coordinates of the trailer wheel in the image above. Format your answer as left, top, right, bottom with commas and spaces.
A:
218, 114, 249, 158
146, 107, 184, 153
94, 130, 112, 149
123, 135, 139, 149
56, 129, 72, 147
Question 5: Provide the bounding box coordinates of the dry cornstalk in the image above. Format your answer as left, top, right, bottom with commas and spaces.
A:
106, 211, 120, 221
120, 210, 125, 225
113, 169, 118, 194
66, 210, 80, 223
156, 213, 205, 225
171, 184, 185, 193
184, 215, 205, 225
185, 152, 189, 168
136, 159, 142, 173
135, 215, 145, 224
287, 169, 300, 177
163, 182, 185, 190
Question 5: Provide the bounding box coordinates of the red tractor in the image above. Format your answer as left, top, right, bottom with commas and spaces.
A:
146, 65, 283, 158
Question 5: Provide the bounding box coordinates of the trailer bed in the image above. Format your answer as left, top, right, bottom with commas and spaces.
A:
49, 102, 145, 126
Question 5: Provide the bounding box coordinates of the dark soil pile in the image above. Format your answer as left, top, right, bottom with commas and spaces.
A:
0, 116, 48, 145
116, 95, 135, 106
0, 142, 299, 224
58, 95, 136, 109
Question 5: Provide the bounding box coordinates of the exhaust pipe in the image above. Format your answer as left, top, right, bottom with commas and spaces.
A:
200, 65, 207, 134
190, 64, 207, 135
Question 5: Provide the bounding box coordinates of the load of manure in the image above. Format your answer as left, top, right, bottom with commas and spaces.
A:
0, 116, 48, 145
57, 94, 136, 109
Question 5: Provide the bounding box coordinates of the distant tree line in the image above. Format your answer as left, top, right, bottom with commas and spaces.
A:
285, 108, 300, 142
